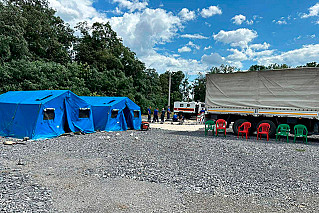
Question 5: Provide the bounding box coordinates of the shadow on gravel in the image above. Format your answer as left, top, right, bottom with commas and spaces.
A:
167, 129, 319, 146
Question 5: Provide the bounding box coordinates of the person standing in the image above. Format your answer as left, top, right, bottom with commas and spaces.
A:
153, 108, 159, 122
161, 108, 165, 123
147, 106, 152, 122
167, 106, 171, 119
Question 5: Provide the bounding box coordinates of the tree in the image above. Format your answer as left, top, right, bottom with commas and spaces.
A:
297, 62, 319, 67
249, 63, 290, 71
193, 73, 206, 102
210, 64, 239, 74
0, 0, 75, 64
249, 65, 266, 71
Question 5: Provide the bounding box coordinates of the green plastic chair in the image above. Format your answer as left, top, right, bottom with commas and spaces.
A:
276, 124, 290, 142
205, 120, 215, 136
294, 124, 308, 143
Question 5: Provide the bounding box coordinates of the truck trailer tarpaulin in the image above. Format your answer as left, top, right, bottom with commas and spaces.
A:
206, 67, 319, 111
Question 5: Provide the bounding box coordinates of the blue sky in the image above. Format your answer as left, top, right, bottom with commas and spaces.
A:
49, 0, 319, 76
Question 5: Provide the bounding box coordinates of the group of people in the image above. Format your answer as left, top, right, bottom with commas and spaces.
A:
147, 106, 184, 123
147, 106, 171, 123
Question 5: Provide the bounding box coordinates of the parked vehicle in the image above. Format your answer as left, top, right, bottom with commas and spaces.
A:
174, 101, 205, 119
205, 67, 319, 137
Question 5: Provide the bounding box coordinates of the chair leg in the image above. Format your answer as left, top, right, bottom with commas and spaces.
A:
267, 134, 269, 141
287, 136, 289, 143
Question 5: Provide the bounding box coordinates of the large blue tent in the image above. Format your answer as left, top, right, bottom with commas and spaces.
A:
81, 96, 141, 131
0, 90, 95, 140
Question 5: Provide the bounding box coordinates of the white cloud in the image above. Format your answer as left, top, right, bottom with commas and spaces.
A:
48, 0, 106, 28
231, 14, 246, 25
249, 42, 270, 50
246, 20, 254, 25
256, 44, 319, 66
178, 46, 191, 53
178, 8, 196, 21
213, 28, 258, 48
227, 48, 247, 61
301, 3, 319, 18
109, 8, 182, 56
200, 6, 222, 18
187, 41, 200, 50
246, 49, 274, 58
180, 34, 209, 39
113, 0, 148, 12
204, 45, 212, 50
49, 0, 213, 74
142, 53, 208, 75
201, 53, 225, 65
276, 20, 287, 25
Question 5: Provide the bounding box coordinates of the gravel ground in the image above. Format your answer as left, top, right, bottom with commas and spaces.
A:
0, 128, 319, 212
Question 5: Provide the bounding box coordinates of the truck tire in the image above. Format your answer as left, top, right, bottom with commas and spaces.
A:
256, 120, 277, 137
233, 119, 248, 135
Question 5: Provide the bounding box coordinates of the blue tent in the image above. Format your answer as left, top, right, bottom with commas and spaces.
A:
0, 90, 95, 140
81, 96, 141, 131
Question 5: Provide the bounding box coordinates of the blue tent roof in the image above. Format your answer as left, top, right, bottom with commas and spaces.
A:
0, 90, 69, 104
81, 96, 127, 106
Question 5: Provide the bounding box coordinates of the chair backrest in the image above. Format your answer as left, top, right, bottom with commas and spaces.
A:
205, 120, 215, 125
216, 119, 226, 128
258, 123, 270, 132
239, 122, 251, 130
277, 124, 290, 133
294, 124, 307, 135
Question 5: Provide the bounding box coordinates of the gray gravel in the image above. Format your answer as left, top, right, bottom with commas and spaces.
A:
0, 128, 319, 212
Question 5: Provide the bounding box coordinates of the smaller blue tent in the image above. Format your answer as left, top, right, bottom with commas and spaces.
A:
0, 90, 95, 140
81, 96, 141, 131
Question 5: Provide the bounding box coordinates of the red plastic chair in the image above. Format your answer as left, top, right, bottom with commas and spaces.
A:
257, 123, 271, 141
215, 119, 227, 137
238, 122, 251, 140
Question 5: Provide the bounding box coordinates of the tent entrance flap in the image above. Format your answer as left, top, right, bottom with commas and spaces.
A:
123, 106, 133, 129
63, 100, 71, 133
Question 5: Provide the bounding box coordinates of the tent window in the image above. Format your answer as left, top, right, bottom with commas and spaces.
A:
180, 104, 184, 107
134, 110, 140, 118
79, 108, 90, 118
108, 100, 115, 104
43, 108, 55, 120
111, 109, 119, 118
187, 104, 190, 107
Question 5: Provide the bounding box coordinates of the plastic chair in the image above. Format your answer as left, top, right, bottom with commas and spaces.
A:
205, 120, 215, 136
257, 123, 270, 141
215, 119, 226, 137
294, 124, 308, 143
238, 122, 251, 140
276, 124, 290, 142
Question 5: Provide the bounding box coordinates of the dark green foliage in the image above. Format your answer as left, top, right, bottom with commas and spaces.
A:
249, 63, 290, 71
0, 0, 75, 64
158, 71, 185, 109
0, 0, 187, 114
193, 73, 206, 102
297, 62, 319, 68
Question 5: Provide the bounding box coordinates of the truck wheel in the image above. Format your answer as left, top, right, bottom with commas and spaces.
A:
233, 119, 248, 135
256, 120, 276, 137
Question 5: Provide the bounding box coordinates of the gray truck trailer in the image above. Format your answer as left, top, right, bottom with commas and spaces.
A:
205, 67, 319, 137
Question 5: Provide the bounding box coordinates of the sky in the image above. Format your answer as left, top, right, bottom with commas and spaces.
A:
48, 0, 319, 76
